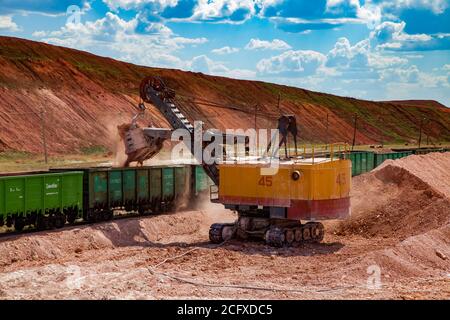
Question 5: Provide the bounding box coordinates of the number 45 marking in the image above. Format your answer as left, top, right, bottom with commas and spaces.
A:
336, 173, 346, 185
258, 176, 273, 187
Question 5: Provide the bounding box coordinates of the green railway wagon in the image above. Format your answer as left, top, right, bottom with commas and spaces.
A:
374, 151, 413, 167
53, 167, 146, 220
51, 167, 118, 222
413, 148, 446, 155
108, 167, 151, 214
48, 164, 209, 222
194, 166, 214, 195
136, 168, 150, 208
84, 168, 113, 222
149, 167, 163, 212
392, 147, 447, 155
348, 151, 375, 176
122, 168, 137, 210
0, 171, 83, 231
174, 166, 190, 198
162, 167, 175, 209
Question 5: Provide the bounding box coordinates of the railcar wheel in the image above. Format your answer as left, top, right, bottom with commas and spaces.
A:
85, 209, 96, 223
103, 210, 114, 221
14, 218, 25, 232
6, 217, 13, 228
54, 213, 66, 229
37, 216, 48, 230
67, 211, 77, 224
48, 215, 56, 229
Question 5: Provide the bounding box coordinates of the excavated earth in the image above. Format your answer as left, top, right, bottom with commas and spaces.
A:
0, 153, 449, 300
1, 36, 450, 155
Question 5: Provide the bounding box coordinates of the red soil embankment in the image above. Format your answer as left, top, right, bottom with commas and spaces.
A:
1, 36, 449, 154
339, 152, 450, 239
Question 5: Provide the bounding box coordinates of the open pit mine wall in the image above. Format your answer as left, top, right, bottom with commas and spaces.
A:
0, 36, 449, 154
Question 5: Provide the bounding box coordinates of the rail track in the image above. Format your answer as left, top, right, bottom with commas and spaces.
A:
0, 209, 185, 240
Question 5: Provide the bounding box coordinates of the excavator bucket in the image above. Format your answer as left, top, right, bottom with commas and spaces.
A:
118, 123, 172, 167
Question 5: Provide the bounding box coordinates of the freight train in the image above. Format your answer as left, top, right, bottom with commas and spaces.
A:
346, 147, 449, 176
0, 148, 447, 234
0, 165, 213, 231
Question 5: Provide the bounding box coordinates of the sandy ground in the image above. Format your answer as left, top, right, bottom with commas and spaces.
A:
0, 153, 449, 300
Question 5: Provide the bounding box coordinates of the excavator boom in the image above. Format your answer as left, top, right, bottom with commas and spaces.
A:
138, 76, 221, 185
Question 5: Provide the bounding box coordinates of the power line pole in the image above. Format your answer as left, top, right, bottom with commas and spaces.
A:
254, 104, 258, 130
418, 118, 424, 149
326, 113, 329, 149
351, 113, 358, 151
40, 108, 48, 164
277, 94, 281, 116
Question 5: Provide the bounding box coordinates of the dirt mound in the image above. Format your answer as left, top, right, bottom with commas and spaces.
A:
360, 224, 450, 278
376, 152, 450, 198
0, 209, 235, 269
337, 153, 450, 239
1, 36, 450, 154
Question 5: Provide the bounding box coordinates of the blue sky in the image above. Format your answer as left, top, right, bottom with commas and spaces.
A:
0, 0, 449, 105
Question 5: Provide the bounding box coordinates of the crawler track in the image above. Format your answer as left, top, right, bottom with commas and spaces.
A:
209, 217, 325, 247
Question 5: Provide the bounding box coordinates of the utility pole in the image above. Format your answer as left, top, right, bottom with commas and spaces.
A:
418, 118, 424, 149
40, 108, 48, 164
277, 94, 281, 116
254, 104, 258, 130
351, 113, 358, 151
326, 113, 329, 149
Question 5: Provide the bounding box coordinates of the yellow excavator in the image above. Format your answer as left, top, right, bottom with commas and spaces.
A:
121, 76, 351, 247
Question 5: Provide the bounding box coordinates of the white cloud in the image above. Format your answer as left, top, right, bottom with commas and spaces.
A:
190, 0, 256, 23
379, 65, 420, 83
223, 68, 257, 79
369, 21, 448, 51
245, 38, 291, 51
32, 31, 47, 37
190, 55, 228, 73
256, 50, 327, 76
418, 73, 449, 88
255, 0, 284, 15
211, 46, 240, 54
368, 53, 408, 68
326, 0, 382, 29
378, 64, 448, 88
0, 15, 19, 31
404, 54, 424, 59
181, 0, 286, 23
189, 54, 256, 79
379, 0, 449, 15
102, 0, 178, 11
34, 12, 207, 70
371, 21, 405, 45
144, 22, 173, 36
326, 37, 370, 69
